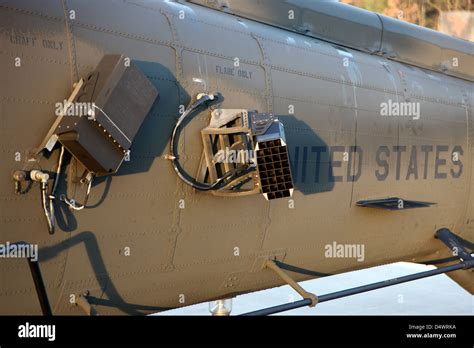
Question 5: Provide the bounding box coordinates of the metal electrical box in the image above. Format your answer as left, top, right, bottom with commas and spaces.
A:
54, 55, 159, 176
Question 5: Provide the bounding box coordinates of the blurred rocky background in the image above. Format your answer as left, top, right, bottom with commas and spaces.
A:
341, 0, 474, 41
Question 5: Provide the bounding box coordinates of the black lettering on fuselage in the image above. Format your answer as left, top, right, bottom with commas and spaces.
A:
347, 146, 363, 182
451, 145, 463, 178
375, 146, 390, 181
435, 145, 448, 179
289, 144, 463, 184
406, 146, 418, 180
42, 39, 64, 50
215, 65, 253, 79
393, 145, 407, 180
329, 146, 344, 182
10, 34, 36, 47
421, 145, 433, 180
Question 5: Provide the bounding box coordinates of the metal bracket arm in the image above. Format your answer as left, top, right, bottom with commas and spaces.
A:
265, 259, 318, 307
241, 229, 473, 316
75, 292, 97, 316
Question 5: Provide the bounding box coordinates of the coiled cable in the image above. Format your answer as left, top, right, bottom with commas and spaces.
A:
169, 93, 255, 191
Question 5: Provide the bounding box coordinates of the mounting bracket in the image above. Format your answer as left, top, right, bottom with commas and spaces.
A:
241, 228, 473, 315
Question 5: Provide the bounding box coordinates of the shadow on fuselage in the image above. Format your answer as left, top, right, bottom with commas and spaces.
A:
279, 115, 335, 195
39, 231, 173, 315
116, 60, 190, 177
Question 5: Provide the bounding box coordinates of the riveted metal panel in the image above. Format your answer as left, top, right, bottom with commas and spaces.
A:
189, 0, 382, 53
188, 0, 474, 82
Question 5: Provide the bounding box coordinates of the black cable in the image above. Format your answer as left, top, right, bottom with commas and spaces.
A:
273, 260, 332, 277
169, 94, 255, 191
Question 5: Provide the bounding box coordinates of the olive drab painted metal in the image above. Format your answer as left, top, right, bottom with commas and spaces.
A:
0, 0, 473, 315
189, 0, 474, 82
